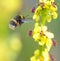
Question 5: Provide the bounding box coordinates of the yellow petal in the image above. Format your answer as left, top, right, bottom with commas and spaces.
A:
33, 33, 40, 41
45, 32, 54, 38
51, 0, 54, 2
34, 49, 40, 57
46, 1, 51, 6
30, 56, 36, 61
33, 14, 39, 22
46, 39, 52, 51
39, 0, 43, 2
33, 14, 37, 20
44, 4, 49, 9
50, 6, 57, 12
53, 12, 58, 19
46, 15, 52, 22
41, 26, 47, 32
42, 50, 50, 61
33, 23, 41, 33
39, 0, 46, 2
39, 36, 47, 45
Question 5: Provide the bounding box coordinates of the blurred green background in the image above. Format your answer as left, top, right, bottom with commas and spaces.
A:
0, 0, 60, 61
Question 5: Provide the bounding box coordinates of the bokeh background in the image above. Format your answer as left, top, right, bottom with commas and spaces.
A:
0, 0, 60, 61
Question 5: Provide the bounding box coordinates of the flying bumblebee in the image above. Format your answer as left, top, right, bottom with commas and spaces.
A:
9, 15, 32, 30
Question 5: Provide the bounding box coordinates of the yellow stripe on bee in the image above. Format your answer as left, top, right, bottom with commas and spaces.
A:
20, 15, 24, 19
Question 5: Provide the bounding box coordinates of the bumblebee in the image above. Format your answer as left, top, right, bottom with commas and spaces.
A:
9, 15, 32, 30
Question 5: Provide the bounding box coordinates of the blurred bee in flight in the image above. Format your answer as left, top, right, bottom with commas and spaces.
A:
9, 15, 32, 30
9, 4, 37, 30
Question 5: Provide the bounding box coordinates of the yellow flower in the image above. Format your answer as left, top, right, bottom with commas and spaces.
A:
33, 23, 41, 33
44, 4, 49, 9
38, 56, 44, 61
33, 33, 40, 42
33, 14, 37, 20
41, 26, 54, 39
53, 12, 58, 19
30, 0, 58, 61
35, 6, 41, 14
51, 0, 55, 2
45, 39, 52, 52
30, 56, 36, 61
33, 6, 42, 22
33, 14, 39, 22
45, 32, 54, 38
34, 49, 40, 57
36, 58, 40, 61
46, 15, 52, 22
39, 26, 54, 46
46, 1, 51, 6
33, 25, 54, 45
33, 23, 41, 41
39, 0, 44, 2
50, 5, 57, 12
40, 26, 54, 38
39, 36, 47, 45
42, 50, 50, 61
41, 26, 47, 32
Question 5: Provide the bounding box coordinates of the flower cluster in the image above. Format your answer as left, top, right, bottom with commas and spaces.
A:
33, 0, 58, 23
29, 0, 58, 61
30, 23, 54, 61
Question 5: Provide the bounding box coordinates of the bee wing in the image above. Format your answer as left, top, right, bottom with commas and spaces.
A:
22, 19, 33, 23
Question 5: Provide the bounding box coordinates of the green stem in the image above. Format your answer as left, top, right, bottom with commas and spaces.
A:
39, 45, 43, 56
42, 17, 47, 26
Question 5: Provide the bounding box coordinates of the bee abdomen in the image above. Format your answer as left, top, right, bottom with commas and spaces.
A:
9, 15, 24, 30
10, 20, 17, 27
